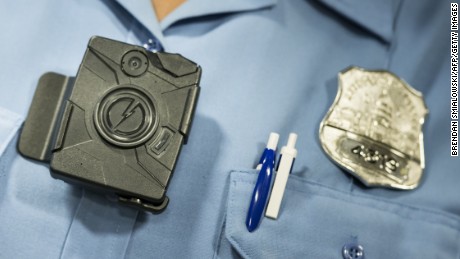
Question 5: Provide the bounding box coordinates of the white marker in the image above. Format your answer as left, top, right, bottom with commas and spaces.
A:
265, 133, 298, 219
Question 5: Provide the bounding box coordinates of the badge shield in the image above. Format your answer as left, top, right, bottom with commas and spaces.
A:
319, 67, 428, 190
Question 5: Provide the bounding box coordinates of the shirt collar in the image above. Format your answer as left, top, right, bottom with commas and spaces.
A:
116, 0, 277, 31
115, 0, 165, 44
115, 0, 397, 47
160, 0, 278, 30
316, 0, 400, 43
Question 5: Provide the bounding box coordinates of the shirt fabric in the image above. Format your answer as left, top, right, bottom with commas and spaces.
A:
0, 0, 459, 258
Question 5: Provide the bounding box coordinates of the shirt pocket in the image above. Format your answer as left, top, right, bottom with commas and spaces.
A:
0, 106, 22, 157
215, 170, 460, 259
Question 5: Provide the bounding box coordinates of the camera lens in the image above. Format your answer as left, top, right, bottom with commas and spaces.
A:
129, 57, 141, 69
121, 50, 148, 77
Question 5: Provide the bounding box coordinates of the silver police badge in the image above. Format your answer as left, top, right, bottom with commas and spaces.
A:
319, 67, 428, 190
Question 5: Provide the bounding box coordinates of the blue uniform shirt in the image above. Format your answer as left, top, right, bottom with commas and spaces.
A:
0, 0, 459, 258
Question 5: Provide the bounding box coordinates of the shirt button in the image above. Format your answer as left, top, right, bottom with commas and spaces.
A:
342, 243, 365, 259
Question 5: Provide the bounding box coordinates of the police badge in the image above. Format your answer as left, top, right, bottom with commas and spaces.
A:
319, 67, 428, 190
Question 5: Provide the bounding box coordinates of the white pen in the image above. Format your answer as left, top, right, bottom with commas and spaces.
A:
265, 133, 298, 219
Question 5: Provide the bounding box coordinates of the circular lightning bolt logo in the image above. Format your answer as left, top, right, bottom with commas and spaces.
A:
111, 98, 142, 132
94, 87, 157, 147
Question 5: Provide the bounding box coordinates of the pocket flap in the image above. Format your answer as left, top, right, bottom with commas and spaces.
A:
222, 170, 460, 258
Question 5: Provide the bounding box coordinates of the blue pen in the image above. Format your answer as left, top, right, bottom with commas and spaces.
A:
246, 133, 279, 232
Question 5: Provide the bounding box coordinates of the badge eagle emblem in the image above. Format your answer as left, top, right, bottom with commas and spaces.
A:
319, 67, 428, 190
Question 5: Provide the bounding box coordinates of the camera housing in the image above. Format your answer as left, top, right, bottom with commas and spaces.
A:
18, 36, 201, 213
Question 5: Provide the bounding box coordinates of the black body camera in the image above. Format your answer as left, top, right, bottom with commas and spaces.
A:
19, 36, 201, 213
